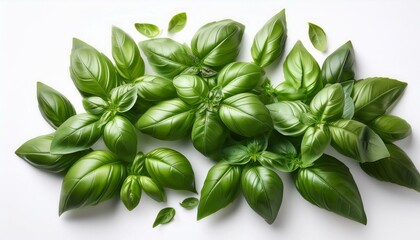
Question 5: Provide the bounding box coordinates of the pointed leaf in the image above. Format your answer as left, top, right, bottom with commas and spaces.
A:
153, 207, 175, 228
168, 12, 187, 33
301, 126, 331, 167
82, 96, 108, 115
308, 23, 327, 52
120, 175, 142, 211
180, 197, 199, 209
135, 23, 160, 38
173, 74, 209, 105
310, 83, 344, 122
367, 114, 411, 143
104, 116, 137, 161
139, 176, 166, 202
321, 41, 355, 85
267, 101, 310, 137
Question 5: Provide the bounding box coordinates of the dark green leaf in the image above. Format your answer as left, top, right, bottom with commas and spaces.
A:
120, 175, 142, 211
258, 151, 298, 172
308, 23, 327, 52
109, 85, 137, 113
222, 144, 250, 165
173, 74, 209, 105
321, 41, 355, 85
103, 116, 137, 161
267, 101, 310, 136
134, 75, 176, 102
180, 197, 199, 209
368, 114, 411, 142
340, 80, 355, 119
267, 132, 297, 158
301, 126, 331, 167
168, 12, 187, 33
153, 207, 175, 228
139, 176, 166, 202
309, 83, 344, 122
135, 23, 160, 38
82, 96, 108, 115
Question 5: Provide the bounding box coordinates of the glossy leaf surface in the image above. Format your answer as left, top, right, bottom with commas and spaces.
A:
310, 83, 344, 122
153, 207, 175, 228
259, 151, 298, 173
109, 85, 138, 113
135, 75, 176, 101
120, 175, 142, 211
104, 116, 137, 161
173, 74, 209, 105
368, 114, 411, 142
168, 12, 187, 33
135, 23, 160, 38
321, 41, 355, 84
180, 197, 199, 209
267, 101, 310, 136
139, 176, 166, 202
301, 126, 331, 167
308, 23, 327, 52
340, 80, 355, 119
82, 96, 108, 115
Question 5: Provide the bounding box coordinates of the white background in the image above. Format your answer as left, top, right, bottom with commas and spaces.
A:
1, 0, 420, 239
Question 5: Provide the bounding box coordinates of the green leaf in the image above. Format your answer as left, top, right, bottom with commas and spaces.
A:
145, 148, 196, 192
340, 80, 355, 119
267, 101, 310, 136
258, 151, 298, 173
103, 116, 137, 161
308, 23, 327, 52
301, 126, 331, 167
37, 82, 76, 129
130, 153, 146, 175
82, 96, 108, 115
120, 175, 142, 211
173, 74, 209, 105
51, 113, 103, 154
222, 144, 250, 165
367, 114, 411, 143
109, 85, 137, 113
180, 197, 199, 209
191, 19, 245, 67
168, 12, 187, 33
15, 133, 91, 174
59, 150, 126, 215
294, 154, 367, 224
241, 166, 283, 224
134, 23, 160, 38
329, 119, 389, 163
139, 176, 166, 202
219, 93, 272, 137
274, 81, 307, 101
136, 98, 195, 140
267, 131, 298, 158
309, 83, 344, 122
251, 9, 287, 68
134, 75, 176, 102
197, 162, 241, 220
361, 143, 420, 192
352, 77, 407, 122
112, 26, 145, 82
321, 41, 355, 85
153, 207, 175, 228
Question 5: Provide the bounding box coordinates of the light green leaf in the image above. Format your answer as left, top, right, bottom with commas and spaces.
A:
153, 207, 175, 228
168, 12, 187, 33
267, 101, 310, 136
82, 96, 108, 115
103, 116, 137, 161
134, 23, 160, 38
134, 75, 176, 102
308, 22, 327, 52
120, 175, 142, 211
109, 85, 138, 113
173, 74, 209, 105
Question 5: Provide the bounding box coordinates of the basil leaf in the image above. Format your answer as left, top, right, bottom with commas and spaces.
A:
112, 26, 145, 82
361, 144, 420, 192
267, 101, 310, 136
219, 93, 272, 137
37, 82, 76, 129
217, 62, 263, 98
120, 175, 142, 211
145, 148, 196, 192
197, 162, 241, 220
294, 154, 367, 224
301, 126, 331, 167
258, 151, 298, 173
321, 41, 355, 85
309, 83, 344, 122
82, 96, 108, 115
139, 38, 195, 78
59, 150, 126, 215
274, 81, 307, 101
136, 98, 195, 140
70, 38, 119, 99
134, 75, 176, 102
180, 197, 199, 209
153, 207, 175, 228
98, 110, 115, 128
340, 80, 355, 119
168, 12, 187, 33
241, 166, 283, 224
104, 116, 137, 161
130, 153, 146, 175
368, 114, 411, 143
329, 119, 389, 163
109, 85, 137, 113
134, 23, 160, 38
191, 19, 245, 67
173, 74, 209, 105
352, 77, 407, 122
15, 133, 91, 174
251, 9, 287, 68
139, 176, 166, 202
308, 23, 327, 52
222, 145, 250, 165
51, 113, 103, 154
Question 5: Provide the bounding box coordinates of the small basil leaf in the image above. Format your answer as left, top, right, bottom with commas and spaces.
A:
308, 22, 327, 52
130, 153, 146, 175
59, 150, 126, 215
134, 75, 176, 102
153, 207, 175, 228
82, 96, 108, 115
309, 83, 344, 122
37, 82, 76, 129
134, 23, 160, 38
368, 114, 411, 143
267, 101, 310, 137
267, 132, 297, 158
251, 9, 287, 68
301, 126, 331, 167
294, 154, 367, 224
103, 116, 137, 161
120, 175, 142, 211
139, 176, 166, 202
180, 197, 199, 209
321, 41, 355, 85
244, 135, 269, 154
274, 81, 307, 101
173, 74, 209, 105
258, 151, 298, 173
352, 77, 407, 122
222, 145, 250, 165
98, 110, 115, 128
168, 12, 187, 33
241, 166, 283, 224
145, 148, 196, 192
109, 85, 137, 113
340, 80, 355, 119
197, 162, 241, 220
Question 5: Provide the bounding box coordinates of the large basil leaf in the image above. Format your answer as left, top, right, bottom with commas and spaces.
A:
241, 166, 283, 224
368, 114, 411, 143
111, 26, 145, 82
70, 38, 119, 98
197, 162, 241, 220
82, 96, 108, 115
340, 80, 355, 119
173, 74, 209, 105
109, 85, 137, 113
136, 98, 195, 140
321, 41, 355, 85
134, 75, 176, 102
219, 93, 272, 137
191, 19, 245, 67
51, 113, 103, 154
308, 23, 327, 52
267, 101, 311, 136
259, 151, 298, 172
120, 175, 142, 211
104, 116, 137, 161
145, 148, 196, 192
251, 9, 287, 68
15, 133, 91, 174
361, 144, 420, 192
329, 119, 389, 163
294, 154, 367, 224
352, 77, 407, 122
59, 150, 126, 215
301, 126, 331, 167
139, 38, 195, 78
310, 83, 344, 122
37, 82, 76, 129
217, 62, 263, 98
139, 176, 166, 202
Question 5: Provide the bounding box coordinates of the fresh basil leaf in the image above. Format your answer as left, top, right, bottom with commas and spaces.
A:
139, 176, 166, 202
109, 85, 137, 113
222, 145, 250, 165
258, 151, 298, 172
82, 96, 108, 115
191, 19, 245, 67
267, 132, 298, 158
130, 153, 146, 175
59, 150, 126, 215
103, 116, 137, 161
368, 114, 411, 143
361, 143, 420, 192
136, 99, 195, 140
112, 26, 145, 82
309, 83, 344, 122
98, 110, 115, 128
51, 113, 103, 154
244, 135, 269, 155
145, 148, 196, 192
134, 23, 160, 38
274, 81, 307, 101
134, 75, 176, 102
308, 23, 327, 52
168, 12, 187, 33
180, 197, 199, 209
120, 175, 142, 211
37, 82, 76, 129
267, 101, 310, 136
153, 207, 175, 228
241, 166, 283, 224
219, 93, 272, 137
301, 126, 331, 167
251, 9, 287, 68
294, 154, 367, 224
329, 119, 389, 163
197, 162, 241, 220
321, 41, 355, 85
352, 77, 407, 122
340, 80, 355, 119
173, 74, 209, 105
